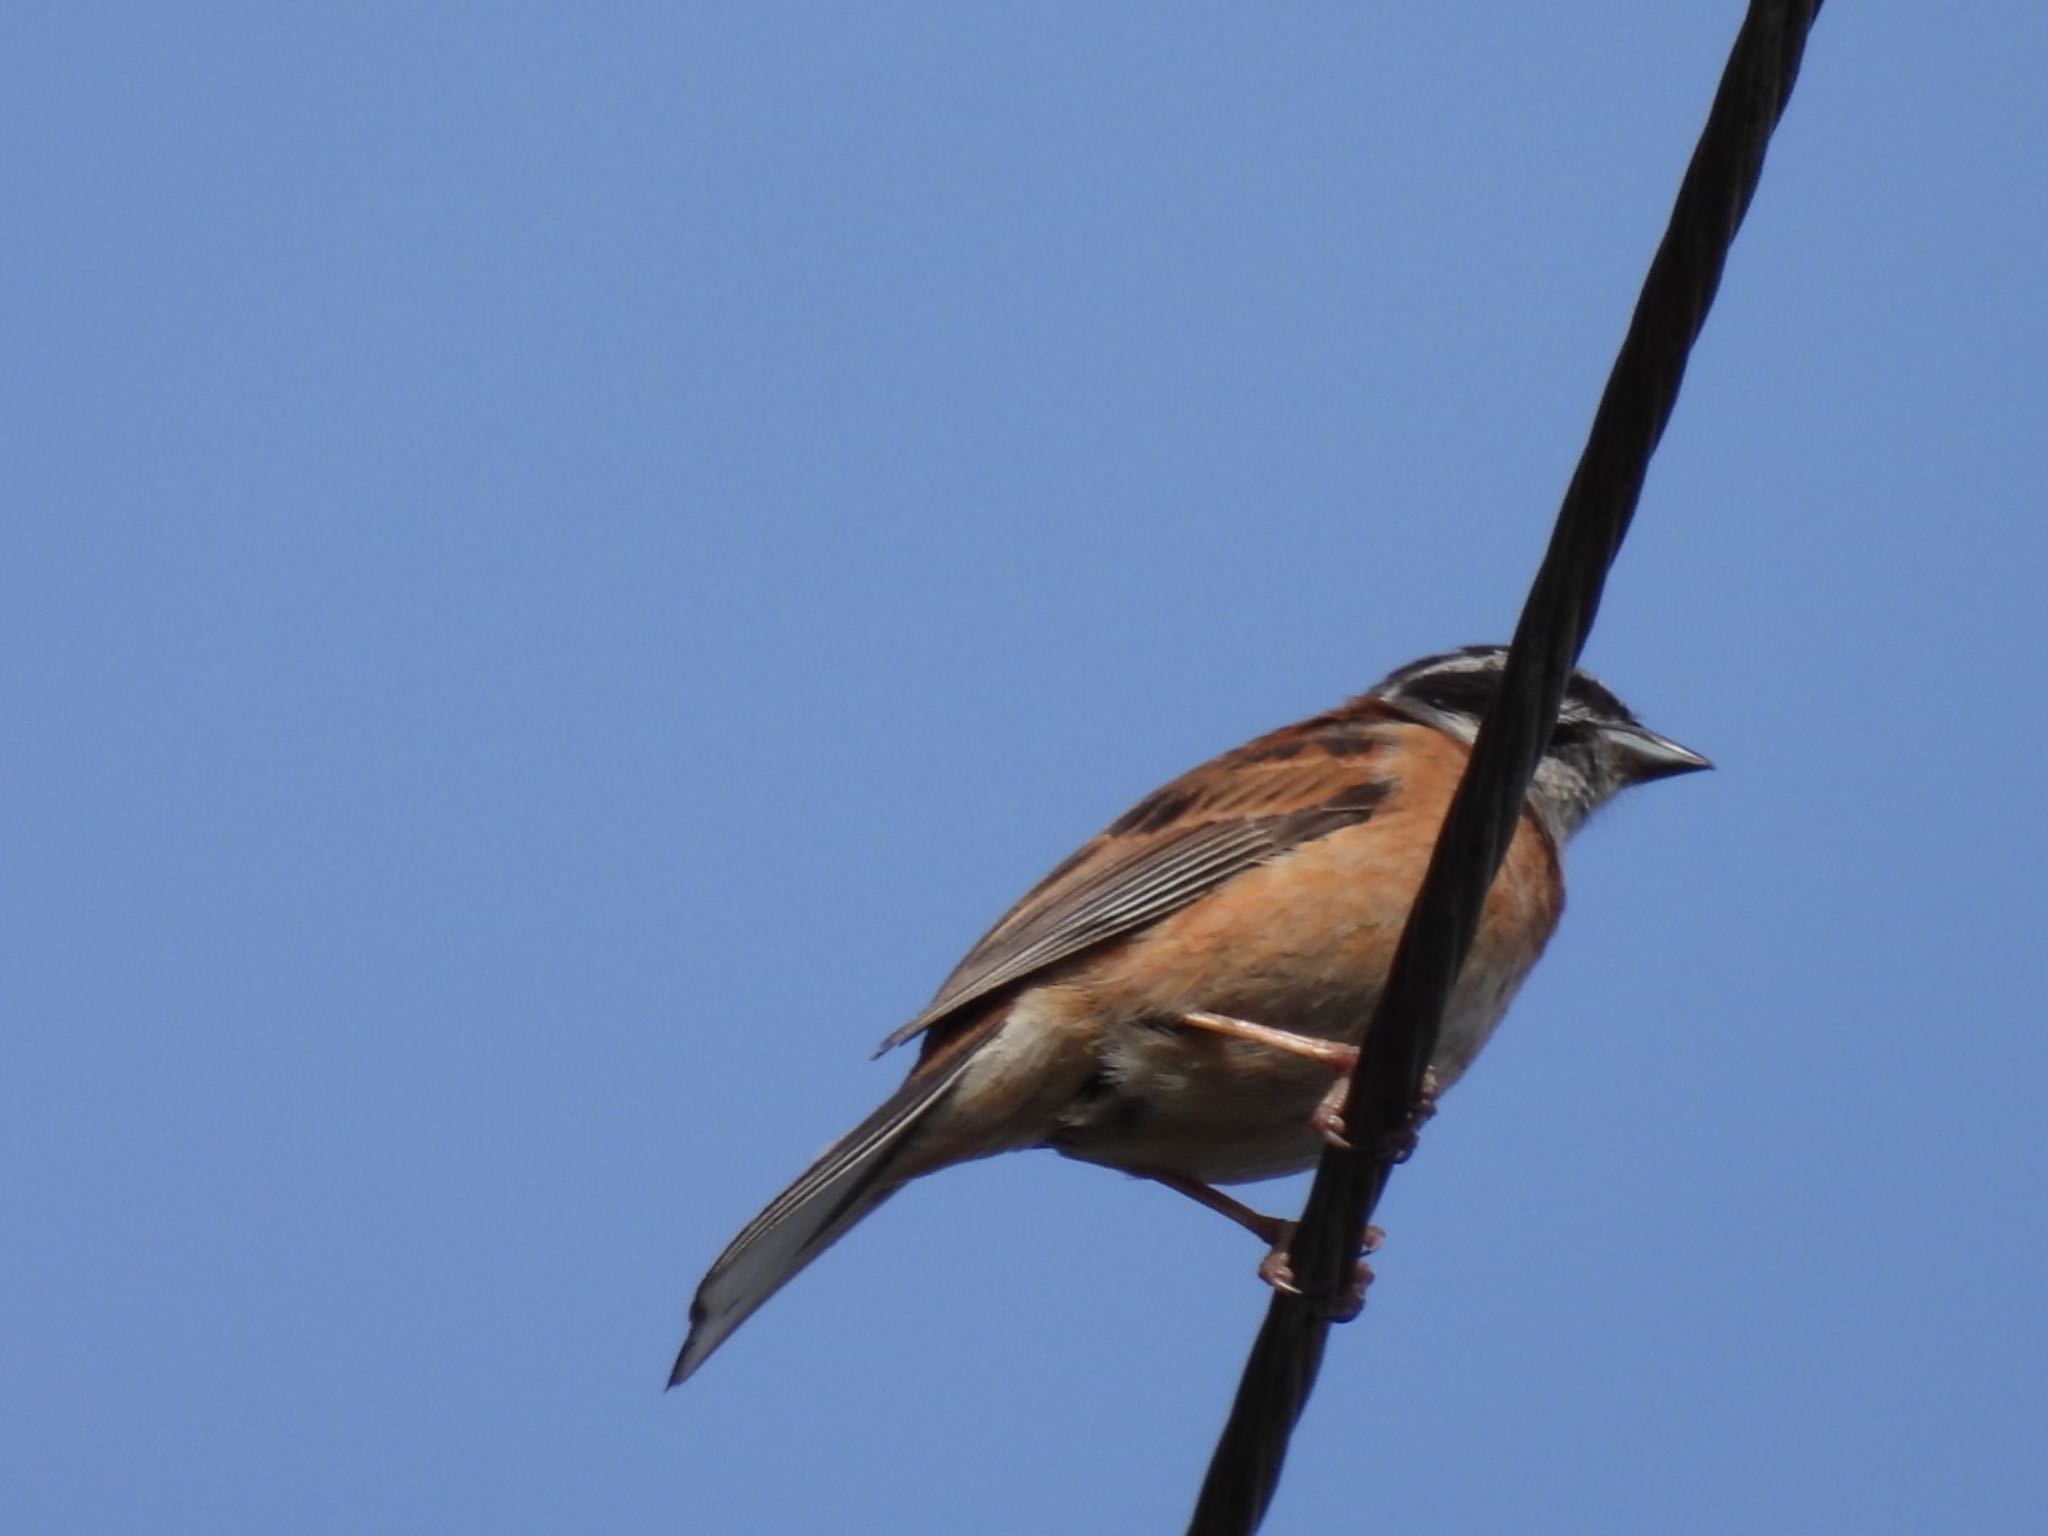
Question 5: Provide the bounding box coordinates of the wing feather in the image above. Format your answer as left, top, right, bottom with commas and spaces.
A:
878, 703, 1399, 1053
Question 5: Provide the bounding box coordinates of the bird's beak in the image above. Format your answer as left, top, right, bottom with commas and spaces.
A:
1613, 724, 1713, 783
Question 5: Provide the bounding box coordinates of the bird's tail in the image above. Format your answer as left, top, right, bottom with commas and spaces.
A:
668, 1022, 994, 1386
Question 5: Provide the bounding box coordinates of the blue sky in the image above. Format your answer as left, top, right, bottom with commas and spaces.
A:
6, 5, 2045, 1532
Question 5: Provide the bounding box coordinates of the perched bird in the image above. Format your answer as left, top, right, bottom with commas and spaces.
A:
670, 645, 1707, 1385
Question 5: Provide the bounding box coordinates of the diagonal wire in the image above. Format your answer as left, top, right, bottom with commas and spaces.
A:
1186, 4, 1825, 1531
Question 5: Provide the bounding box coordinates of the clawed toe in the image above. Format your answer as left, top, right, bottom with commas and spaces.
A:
1310, 1056, 1356, 1151
1257, 1225, 1378, 1321
1303, 1061, 1441, 1162
1331, 1258, 1372, 1323
1310, 1097, 1352, 1151
1362, 1067, 1442, 1164
1257, 1240, 1302, 1296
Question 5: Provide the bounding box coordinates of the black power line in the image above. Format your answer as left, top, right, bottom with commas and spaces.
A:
1186, 4, 1827, 1531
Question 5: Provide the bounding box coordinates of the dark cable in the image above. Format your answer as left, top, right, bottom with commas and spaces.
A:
1186, 4, 1825, 1531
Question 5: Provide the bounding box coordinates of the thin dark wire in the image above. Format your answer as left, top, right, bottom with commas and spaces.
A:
1186, 4, 1825, 1531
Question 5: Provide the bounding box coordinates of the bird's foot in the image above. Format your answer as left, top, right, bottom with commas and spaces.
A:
1258, 1221, 1382, 1322
1313, 1066, 1441, 1160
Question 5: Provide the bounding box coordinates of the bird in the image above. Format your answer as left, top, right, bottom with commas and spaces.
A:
669, 644, 1708, 1385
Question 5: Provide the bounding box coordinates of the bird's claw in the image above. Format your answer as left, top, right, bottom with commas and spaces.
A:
1310, 1091, 1352, 1151
1258, 1223, 1381, 1321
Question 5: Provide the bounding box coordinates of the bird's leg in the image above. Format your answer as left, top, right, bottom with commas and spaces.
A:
1138, 1167, 1378, 1322
1178, 1010, 1355, 1150
1177, 1010, 1367, 1150
1179, 1009, 1359, 1071
1176, 1010, 1441, 1158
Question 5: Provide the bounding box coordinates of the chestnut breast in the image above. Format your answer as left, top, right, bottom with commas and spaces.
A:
1051, 722, 1564, 1183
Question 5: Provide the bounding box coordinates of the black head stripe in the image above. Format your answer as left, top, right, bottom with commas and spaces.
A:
1400, 666, 1499, 720
1559, 672, 1635, 726
1378, 647, 1637, 735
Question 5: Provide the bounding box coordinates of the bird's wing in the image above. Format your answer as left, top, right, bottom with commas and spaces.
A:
878, 701, 1400, 1053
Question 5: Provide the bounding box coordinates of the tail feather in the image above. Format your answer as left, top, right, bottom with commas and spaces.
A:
668, 1030, 989, 1386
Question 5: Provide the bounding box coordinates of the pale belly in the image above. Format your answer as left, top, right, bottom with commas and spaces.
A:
1046, 963, 1531, 1184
